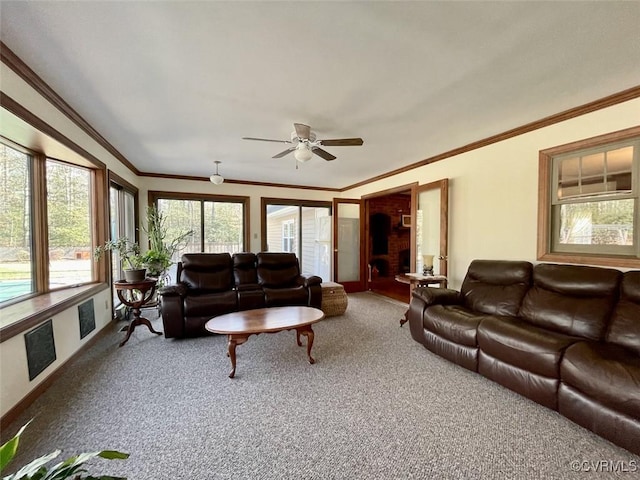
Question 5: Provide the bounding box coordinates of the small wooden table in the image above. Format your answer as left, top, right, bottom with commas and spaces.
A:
205, 306, 325, 378
114, 279, 163, 347
395, 273, 448, 327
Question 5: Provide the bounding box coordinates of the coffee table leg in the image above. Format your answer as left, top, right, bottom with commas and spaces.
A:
296, 326, 315, 364
227, 336, 238, 378
227, 335, 249, 378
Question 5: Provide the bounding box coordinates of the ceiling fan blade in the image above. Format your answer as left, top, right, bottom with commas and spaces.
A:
294, 123, 311, 139
320, 138, 364, 146
242, 137, 291, 144
272, 147, 296, 158
312, 148, 337, 161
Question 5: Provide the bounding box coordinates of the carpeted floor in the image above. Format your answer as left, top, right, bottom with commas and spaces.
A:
3, 293, 638, 479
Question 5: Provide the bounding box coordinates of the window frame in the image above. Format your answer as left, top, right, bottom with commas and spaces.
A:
0, 140, 108, 304
148, 191, 250, 254
538, 125, 640, 268
0, 135, 108, 341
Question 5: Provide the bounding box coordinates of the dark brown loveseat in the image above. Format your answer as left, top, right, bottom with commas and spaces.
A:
159, 252, 322, 338
408, 260, 640, 455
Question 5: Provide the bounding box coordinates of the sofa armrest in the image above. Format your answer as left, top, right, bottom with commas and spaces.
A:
158, 283, 187, 338
412, 287, 461, 306
158, 283, 188, 297
304, 275, 323, 287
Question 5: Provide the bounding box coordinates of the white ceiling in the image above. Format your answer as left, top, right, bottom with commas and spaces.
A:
1, 1, 639, 189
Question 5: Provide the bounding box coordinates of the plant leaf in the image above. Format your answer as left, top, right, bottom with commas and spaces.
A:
3, 450, 60, 480
95, 452, 129, 461
39, 451, 128, 480
0, 420, 33, 472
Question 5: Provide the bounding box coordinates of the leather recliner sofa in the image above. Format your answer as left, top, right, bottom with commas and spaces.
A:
408, 260, 639, 455
159, 252, 322, 338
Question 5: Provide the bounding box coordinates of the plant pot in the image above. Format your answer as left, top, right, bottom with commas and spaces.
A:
123, 268, 147, 283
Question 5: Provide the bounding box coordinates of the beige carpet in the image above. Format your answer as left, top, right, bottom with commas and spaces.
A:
3, 293, 638, 479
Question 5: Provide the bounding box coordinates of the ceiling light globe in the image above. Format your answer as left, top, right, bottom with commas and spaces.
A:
210, 174, 224, 185
294, 146, 313, 162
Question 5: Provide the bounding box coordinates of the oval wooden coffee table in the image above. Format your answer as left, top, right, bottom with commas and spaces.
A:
205, 306, 325, 378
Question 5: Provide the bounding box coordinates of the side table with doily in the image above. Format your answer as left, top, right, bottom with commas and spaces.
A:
395, 273, 448, 327
114, 278, 163, 347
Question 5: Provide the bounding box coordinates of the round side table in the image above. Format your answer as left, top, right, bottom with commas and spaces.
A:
114, 279, 163, 347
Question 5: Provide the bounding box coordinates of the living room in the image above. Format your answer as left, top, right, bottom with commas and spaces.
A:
1, 2, 639, 478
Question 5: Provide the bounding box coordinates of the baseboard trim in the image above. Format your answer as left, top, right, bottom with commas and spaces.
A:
1, 321, 114, 432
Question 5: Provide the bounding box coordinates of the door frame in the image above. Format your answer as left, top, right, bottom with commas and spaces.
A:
362, 182, 417, 290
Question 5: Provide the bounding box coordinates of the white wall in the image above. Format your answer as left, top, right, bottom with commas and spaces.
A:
1, 63, 140, 418
0, 289, 112, 416
342, 98, 640, 289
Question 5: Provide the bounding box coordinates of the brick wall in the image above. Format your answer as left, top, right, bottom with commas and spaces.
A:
369, 194, 411, 277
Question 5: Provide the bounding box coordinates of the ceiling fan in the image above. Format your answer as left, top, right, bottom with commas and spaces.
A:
242, 123, 363, 162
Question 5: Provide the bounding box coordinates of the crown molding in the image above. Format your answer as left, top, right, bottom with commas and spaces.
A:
340, 85, 640, 192
3, 41, 638, 193
139, 171, 341, 192
1, 41, 139, 175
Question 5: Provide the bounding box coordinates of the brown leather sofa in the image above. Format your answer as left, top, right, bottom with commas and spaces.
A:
408, 260, 640, 455
159, 252, 322, 338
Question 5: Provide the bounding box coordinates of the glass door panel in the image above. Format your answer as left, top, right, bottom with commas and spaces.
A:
301, 207, 331, 282
414, 179, 449, 279
264, 202, 331, 280
416, 188, 441, 274
334, 199, 364, 291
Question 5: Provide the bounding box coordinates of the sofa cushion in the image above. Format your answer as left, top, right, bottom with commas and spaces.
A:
606, 271, 640, 355
460, 260, 532, 316
263, 286, 308, 307
423, 305, 488, 347
257, 252, 301, 288
233, 252, 258, 286
561, 341, 640, 420
180, 253, 234, 293
184, 290, 238, 318
478, 316, 578, 378
519, 263, 621, 341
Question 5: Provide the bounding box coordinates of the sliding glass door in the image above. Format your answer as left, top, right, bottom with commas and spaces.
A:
263, 199, 331, 282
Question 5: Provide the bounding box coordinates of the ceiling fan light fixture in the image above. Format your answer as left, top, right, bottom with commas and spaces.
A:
294, 144, 313, 163
210, 161, 224, 184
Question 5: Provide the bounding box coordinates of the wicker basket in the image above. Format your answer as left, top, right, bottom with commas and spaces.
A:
321, 282, 348, 317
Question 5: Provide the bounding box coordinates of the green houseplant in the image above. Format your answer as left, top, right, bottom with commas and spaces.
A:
0, 420, 129, 480
94, 237, 145, 283
141, 205, 192, 286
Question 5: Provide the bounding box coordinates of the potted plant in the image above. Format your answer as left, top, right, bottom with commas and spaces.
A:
94, 237, 146, 283
142, 205, 192, 286
1, 420, 129, 479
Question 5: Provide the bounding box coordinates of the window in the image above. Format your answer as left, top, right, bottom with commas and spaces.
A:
0, 143, 33, 303
282, 219, 295, 252
0, 138, 106, 309
46, 159, 93, 288
539, 126, 640, 267
109, 173, 138, 304
149, 192, 249, 259
262, 198, 332, 280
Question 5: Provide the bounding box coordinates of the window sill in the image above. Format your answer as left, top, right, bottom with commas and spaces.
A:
537, 252, 640, 269
0, 283, 109, 343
